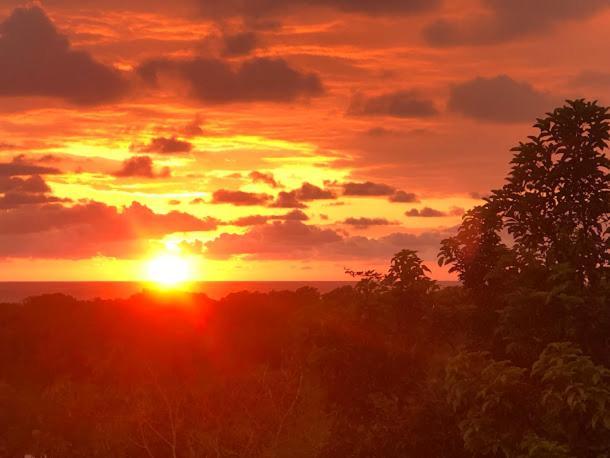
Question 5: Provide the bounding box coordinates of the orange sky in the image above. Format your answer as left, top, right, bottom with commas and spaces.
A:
0, 0, 609, 281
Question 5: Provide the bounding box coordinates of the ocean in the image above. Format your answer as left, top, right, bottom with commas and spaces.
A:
0, 281, 459, 303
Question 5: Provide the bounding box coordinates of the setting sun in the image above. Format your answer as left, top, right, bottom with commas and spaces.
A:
145, 254, 193, 286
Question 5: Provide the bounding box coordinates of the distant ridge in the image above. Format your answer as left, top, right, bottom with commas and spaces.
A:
0, 281, 459, 303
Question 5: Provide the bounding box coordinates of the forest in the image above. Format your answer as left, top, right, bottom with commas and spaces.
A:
0, 99, 609, 457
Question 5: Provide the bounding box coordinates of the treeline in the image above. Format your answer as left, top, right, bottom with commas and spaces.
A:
0, 100, 609, 457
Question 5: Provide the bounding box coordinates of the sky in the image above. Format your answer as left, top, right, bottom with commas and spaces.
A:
0, 0, 609, 281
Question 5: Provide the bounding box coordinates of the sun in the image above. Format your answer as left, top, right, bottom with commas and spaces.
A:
145, 254, 193, 287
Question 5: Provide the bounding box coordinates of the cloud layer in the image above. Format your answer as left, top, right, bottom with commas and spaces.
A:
448, 75, 553, 123
0, 6, 128, 105
138, 57, 324, 103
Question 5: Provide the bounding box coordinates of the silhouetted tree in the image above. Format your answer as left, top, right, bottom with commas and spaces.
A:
438, 204, 513, 295
491, 99, 610, 286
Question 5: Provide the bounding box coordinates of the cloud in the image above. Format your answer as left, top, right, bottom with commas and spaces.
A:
205, 220, 452, 261
206, 220, 342, 259
228, 209, 309, 226
0, 165, 63, 209
138, 56, 324, 103
0, 175, 50, 193
348, 90, 437, 118
268, 183, 335, 208
0, 192, 68, 210
197, 0, 441, 19
405, 207, 446, 217
270, 191, 307, 208
570, 70, 610, 89
448, 75, 552, 123
0, 158, 60, 177
249, 171, 280, 188
0, 6, 128, 105
343, 217, 395, 228
113, 156, 171, 178
342, 181, 395, 196
324, 231, 449, 261
229, 214, 271, 226
211, 189, 272, 206
283, 209, 309, 221
295, 182, 336, 200
365, 127, 399, 137
389, 190, 419, 203
424, 0, 609, 46
0, 201, 218, 258
222, 31, 259, 57
133, 136, 193, 154
0, 200, 217, 235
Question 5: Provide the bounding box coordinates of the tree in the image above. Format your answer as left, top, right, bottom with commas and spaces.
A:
491, 99, 610, 286
347, 249, 436, 327
385, 249, 437, 298
438, 204, 513, 295
444, 342, 610, 457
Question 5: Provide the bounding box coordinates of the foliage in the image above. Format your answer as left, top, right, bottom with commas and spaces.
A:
492, 99, 610, 286
438, 204, 513, 294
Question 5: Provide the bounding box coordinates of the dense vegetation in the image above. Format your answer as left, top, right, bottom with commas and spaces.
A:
1, 100, 609, 457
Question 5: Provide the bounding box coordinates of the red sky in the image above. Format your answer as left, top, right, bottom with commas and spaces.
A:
0, 0, 609, 281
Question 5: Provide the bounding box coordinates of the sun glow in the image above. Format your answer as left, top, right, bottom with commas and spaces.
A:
145, 254, 193, 286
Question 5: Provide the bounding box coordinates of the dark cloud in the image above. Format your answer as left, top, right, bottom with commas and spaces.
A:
405, 207, 446, 217
389, 190, 419, 203
230, 214, 271, 227
348, 90, 437, 118
343, 217, 394, 228
222, 31, 259, 57
228, 209, 309, 226
138, 57, 324, 103
342, 181, 395, 196
424, 0, 609, 46
0, 159, 60, 177
198, 0, 441, 19
133, 136, 193, 154
0, 201, 217, 235
113, 156, 171, 179
0, 6, 128, 105
295, 182, 336, 200
270, 191, 307, 208
212, 189, 272, 206
205, 220, 342, 259
0, 201, 218, 258
283, 209, 309, 221
0, 167, 64, 210
365, 127, 399, 137
570, 70, 610, 89
448, 75, 552, 123
205, 219, 452, 261
0, 175, 50, 193
182, 115, 205, 137
0, 192, 68, 210
249, 171, 280, 188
